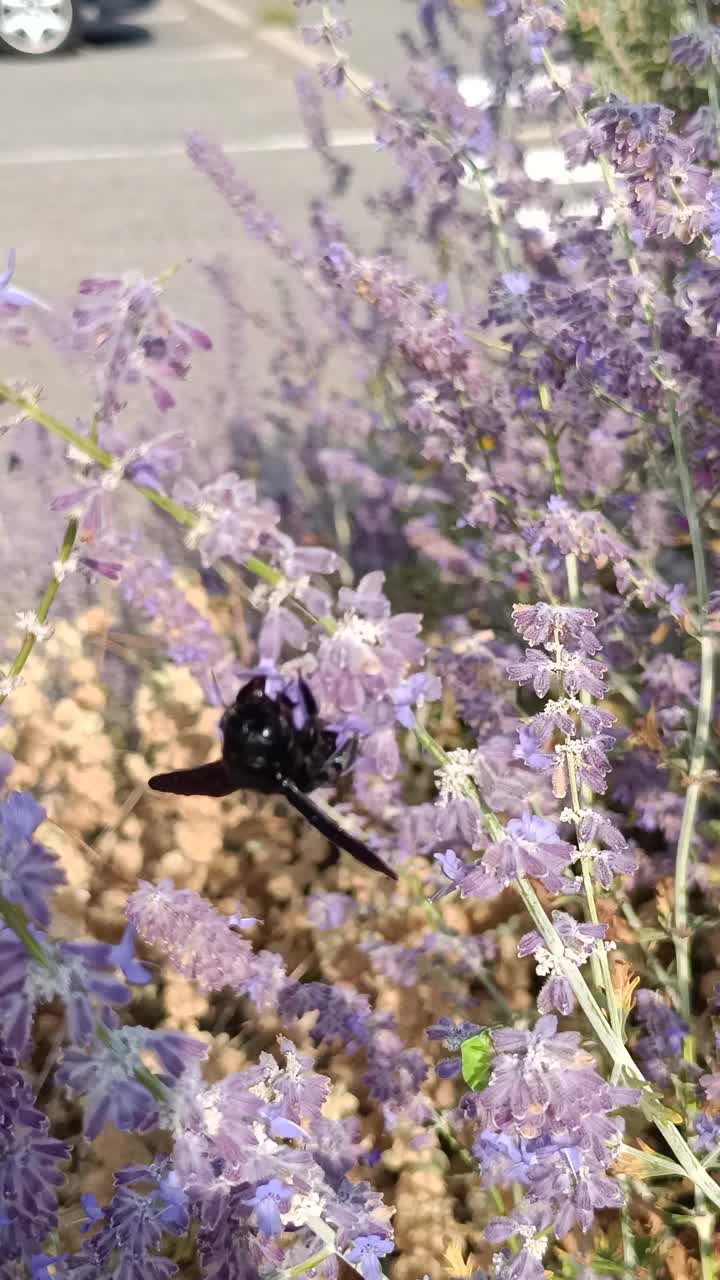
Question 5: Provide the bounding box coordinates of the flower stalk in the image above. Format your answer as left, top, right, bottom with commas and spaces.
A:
4, 388, 720, 1211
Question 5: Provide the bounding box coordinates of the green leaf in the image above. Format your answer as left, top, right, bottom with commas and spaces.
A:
460, 1030, 495, 1092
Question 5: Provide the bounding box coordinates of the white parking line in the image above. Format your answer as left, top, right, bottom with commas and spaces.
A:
0, 42, 249, 67
0, 128, 377, 166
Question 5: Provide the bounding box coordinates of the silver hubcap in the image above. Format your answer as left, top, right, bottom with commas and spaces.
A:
0, 0, 72, 52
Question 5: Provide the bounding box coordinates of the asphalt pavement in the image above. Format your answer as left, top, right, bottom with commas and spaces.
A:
1, 0, 417, 295
0, 0, 438, 423
0, 0, 586, 621
0, 0, 450, 616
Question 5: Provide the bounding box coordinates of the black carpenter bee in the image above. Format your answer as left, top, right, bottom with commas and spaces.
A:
148, 675, 397, 880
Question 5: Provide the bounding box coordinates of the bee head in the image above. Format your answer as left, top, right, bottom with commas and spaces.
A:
222, 692, 293, 775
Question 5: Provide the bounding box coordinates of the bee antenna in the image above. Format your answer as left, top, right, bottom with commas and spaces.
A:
211, 670, 229, 708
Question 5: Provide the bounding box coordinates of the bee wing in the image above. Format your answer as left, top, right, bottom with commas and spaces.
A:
148, 760, 237, 797
278, 776, 397, 880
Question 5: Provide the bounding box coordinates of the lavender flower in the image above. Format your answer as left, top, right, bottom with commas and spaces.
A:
121, 554, 229, 683
0, 929, 132, 1054
126, 882, 287, 1006
633, 990, 688, 1086
518, 911, 611, 1014
58, 1023, 205, 1139
71, 272, 211, 427
671, 29, 720, 71
306, 892, 357, 930
511, 603, 600, 652
314, 572, 426, 717
0, 792, 63, 926
0, 1041, 69, 1266
461, 1016, 640, 1240
484, 1203, 551, 1280
167, 1040, 394, 1270
562, 97, 713, 244
174, 472, 280, 568
480, 814, 577, 895
346, 1234, 394, 1280
72, 1164, 188, 1280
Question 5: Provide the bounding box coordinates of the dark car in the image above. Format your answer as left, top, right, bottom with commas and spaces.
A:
0, 0, 148, 55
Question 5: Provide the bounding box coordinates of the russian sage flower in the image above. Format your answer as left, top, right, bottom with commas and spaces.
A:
58, 1024, 205, 1139
0, 791, 63, 926
0, 1041, 69, 1267
0, 929, 131, 1054
126, 881, 287, 1006
459, 1016, 640, 1239
518, 910, 612, 1014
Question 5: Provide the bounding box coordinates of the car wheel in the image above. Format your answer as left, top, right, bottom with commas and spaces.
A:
0, 0, 80, 54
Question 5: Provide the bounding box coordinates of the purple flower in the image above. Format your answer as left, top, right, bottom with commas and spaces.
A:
389, 672, 442, 728
71, 271, 211, 428
0, 250, 49, 309
173, 473, 280, 568
554, 733, 615, 798
346, 1233, 394, 1280
243, 1179, 294, 1236
508, 646, 607, 700
513, 724, 556, 771
671, 30, 718, 72
0, 929, 131, 1054
74, 1165, 188, 1280
0, 1041, 69, 1266
694, 1110, 720, 1153
427, 1017, 485, 1079
485, 1203, 551, 1279
314, 572, 426, 717
126, 882, 286, 1007
434, 847, 503, 901
0, 792, 63, 926
278, 981, 428, 1127
482, 813, 578, 894
121, 554, 229, 680
562, 808, 638, 888
110, 925, 152, 986
306, 892, 356, 930
58, 1024, 204, 1139
459, 1016, 640, 1240
518, 911, 608, 1014
633, 990, 688, 1086
511, 602, 600, 652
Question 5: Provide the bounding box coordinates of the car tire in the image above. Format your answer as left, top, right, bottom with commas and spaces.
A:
0, 0, 80, 55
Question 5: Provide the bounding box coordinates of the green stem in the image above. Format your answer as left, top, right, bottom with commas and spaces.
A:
695, 1203, 717, 1280
2, 517, 79, 704
94, 1022, 166, 1103
620, 1186, 638, 1277
567, 752, 624, 1043
0, 896, 54, 967
545, 416, 620, 1034
268, 1246, 335, 1280
666, 405, 716, 1023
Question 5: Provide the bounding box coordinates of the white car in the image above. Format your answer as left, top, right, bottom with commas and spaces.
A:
0, 0, 145, 56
